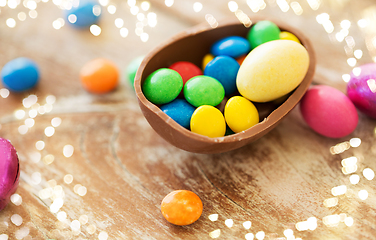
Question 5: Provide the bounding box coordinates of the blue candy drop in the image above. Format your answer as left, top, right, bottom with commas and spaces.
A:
204, 56, 240, 96
1, 57, 40, 92
211, 36, 250, 58
65, 0, 101, 28
160, 99, 196, 129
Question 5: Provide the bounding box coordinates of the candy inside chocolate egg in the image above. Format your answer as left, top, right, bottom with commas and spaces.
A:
135, 16, 316, 154
0, 138, 20, 211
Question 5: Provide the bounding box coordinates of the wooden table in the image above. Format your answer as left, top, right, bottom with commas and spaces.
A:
1, 0, 376, 239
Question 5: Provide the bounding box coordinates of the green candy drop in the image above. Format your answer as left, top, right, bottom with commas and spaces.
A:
247, 20, 281, 49
142, 68, 183, 105
126, 55, 144, 88
184, 75, 225, 107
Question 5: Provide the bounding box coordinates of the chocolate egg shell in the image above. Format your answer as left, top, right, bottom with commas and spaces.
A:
0, 138, 20, 211
135, 16, 316, 154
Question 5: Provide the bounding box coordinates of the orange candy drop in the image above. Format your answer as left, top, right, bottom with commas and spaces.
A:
236, 55, 246, 65
80, 58, 119, 94
161, 190, 203, 226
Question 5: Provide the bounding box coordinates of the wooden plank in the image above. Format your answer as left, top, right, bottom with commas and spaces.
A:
1, 0, 376, 239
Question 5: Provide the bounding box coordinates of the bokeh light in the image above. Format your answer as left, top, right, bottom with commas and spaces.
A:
120, 28, 129, 38
165, 0, 173, 7
358, 190, 368, 200
228, 1, 238, 12
6, 18, 16, 28
141, 1, 150, 11
107, 5, 116, 14
193, 2, 203, 12
115, 18, 124, 28
90, 24, 101, 36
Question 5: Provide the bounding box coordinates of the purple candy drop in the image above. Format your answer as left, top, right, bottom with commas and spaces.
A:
347, 63, 376, 119
0, 137, 20, 211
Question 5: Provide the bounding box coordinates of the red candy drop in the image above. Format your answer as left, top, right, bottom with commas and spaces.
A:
169, 61, 203, 86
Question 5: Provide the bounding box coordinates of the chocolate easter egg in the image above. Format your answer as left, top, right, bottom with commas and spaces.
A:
0, 138, 20, 211
347, 63, 376, 119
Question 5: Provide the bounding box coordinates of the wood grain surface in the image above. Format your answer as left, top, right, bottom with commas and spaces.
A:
1, 0, 376, 239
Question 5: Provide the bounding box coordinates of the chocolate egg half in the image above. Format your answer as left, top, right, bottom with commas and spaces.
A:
135, 17, 316, 154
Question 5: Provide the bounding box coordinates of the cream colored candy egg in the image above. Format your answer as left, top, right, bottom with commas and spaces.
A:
236, 39, 309, 102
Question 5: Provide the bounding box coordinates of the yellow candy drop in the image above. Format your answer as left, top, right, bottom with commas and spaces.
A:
202, 53, 214, 71
280, 31, 300, 43
224, 96, 259, 133
190, 105, 226, 138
